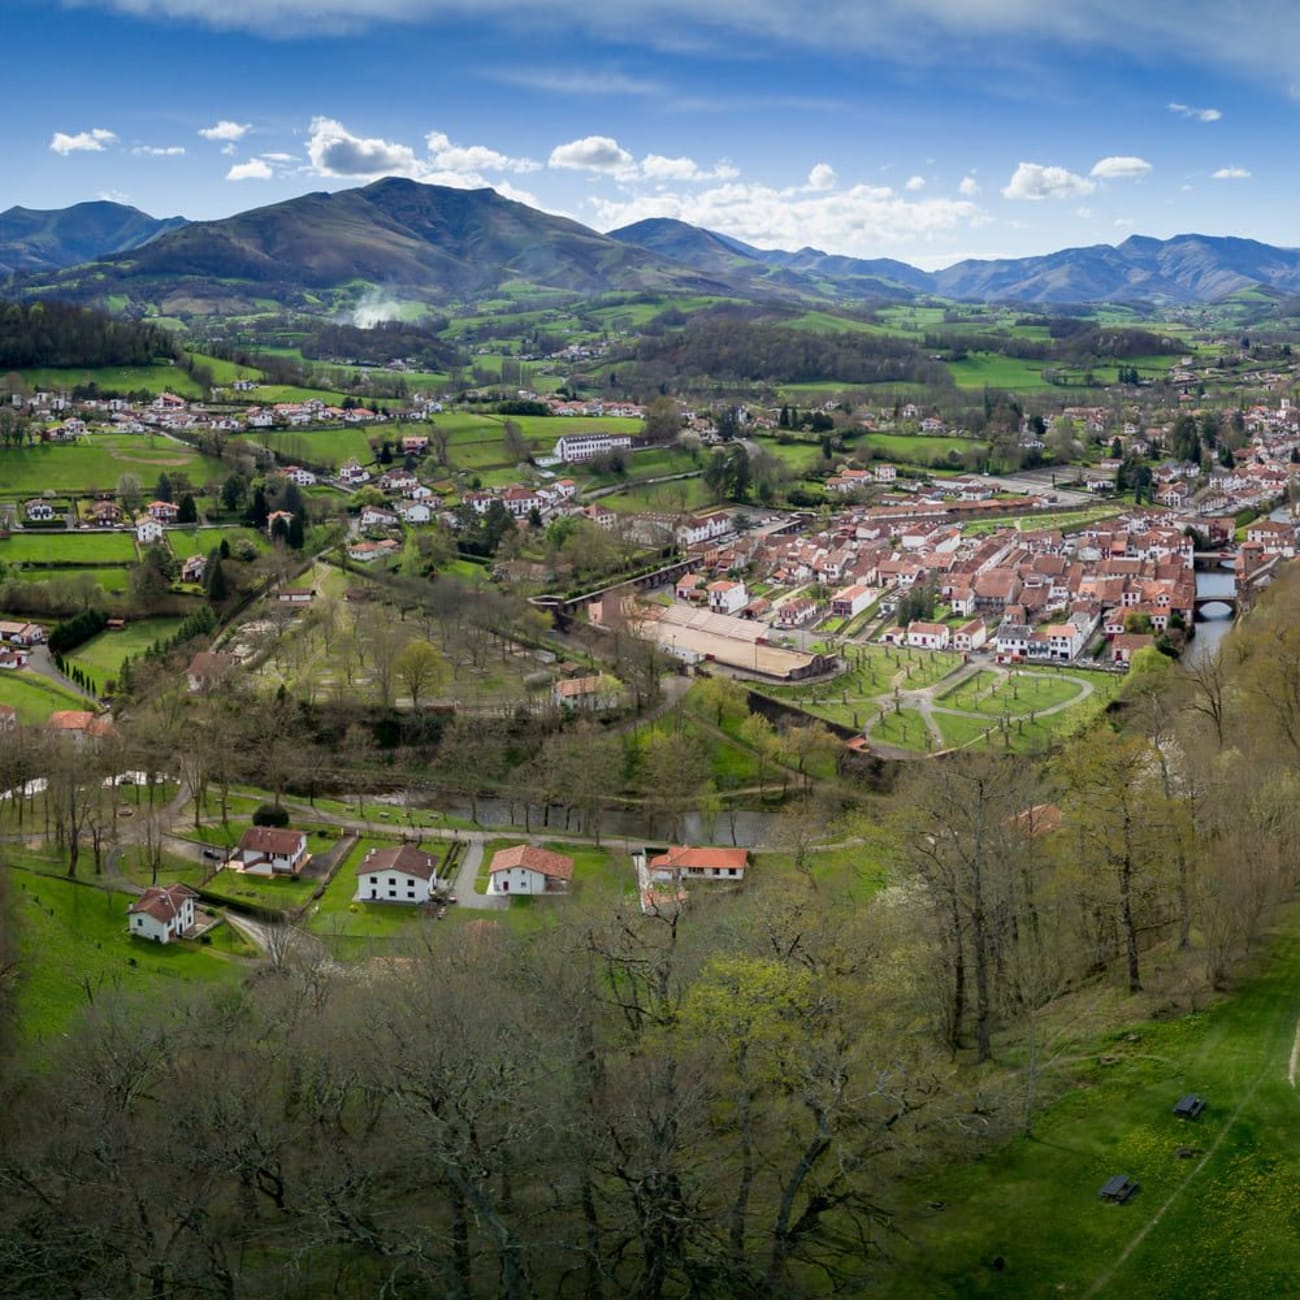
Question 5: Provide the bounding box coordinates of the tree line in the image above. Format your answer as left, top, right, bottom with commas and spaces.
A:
0, 299, 179, 369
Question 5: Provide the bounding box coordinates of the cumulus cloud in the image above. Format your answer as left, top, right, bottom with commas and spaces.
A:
1169, 102, 1222, 122
425, 130, 539, 174
261, 152, 297, 162
1212, 166, 1251, 179
1001, 162, 1095, 201
306, 116, 422, 177
226, 158, 274, 180
904, 175, 926, 192
50, 128, 116, 155
640, 154, 738, 182
958, 175, 980, 196
548, 135, 635, 174
589, 177, 984, 259
133, 145, 186, 157
199, 120, 251, 142
1114, 217, 1138, 228
1090, 155, 1152, 179
489, 68, 665, 96
806, 163, 837, 192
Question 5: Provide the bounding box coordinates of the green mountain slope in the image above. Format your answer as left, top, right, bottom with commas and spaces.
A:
0, 201, 186, 278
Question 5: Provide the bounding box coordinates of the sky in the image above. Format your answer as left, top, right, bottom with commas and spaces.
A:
3, 0, 1297, 269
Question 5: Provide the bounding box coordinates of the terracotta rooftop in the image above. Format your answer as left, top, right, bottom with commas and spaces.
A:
488, 844, 574, 880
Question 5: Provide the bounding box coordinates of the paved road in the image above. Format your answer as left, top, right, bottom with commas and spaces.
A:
26, 644, 100, 704
449, 838, 507, 910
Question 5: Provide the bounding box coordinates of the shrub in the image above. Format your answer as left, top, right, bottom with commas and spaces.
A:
252, 803, 290, 827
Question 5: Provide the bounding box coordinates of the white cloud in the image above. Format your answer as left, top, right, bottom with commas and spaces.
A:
548, 135, 635, 174
1090, 155, 1152, 179
806, 163, 837, 192
1001, 162, 1095, 201
1169, 102, 1222, 122
221, 143, 238, 156
488, 68, 664, 96
958, 175, 980, 197
199, 119, 251, 142
307, 116, 422, 177
97, 189, 131, 203
640, 153, 738, 182
904, 174, 926, 191
50, 128, 116, 155
1114, 217, 1137, 228
261, 152, 297, 162
1212, 165, 1251, 179
425, 130, 539, 174
590, 177, 984, 259
226, 158, 274, 181
133, 145, 186, 157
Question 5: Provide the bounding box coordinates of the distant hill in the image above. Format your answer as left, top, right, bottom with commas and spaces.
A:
16, 182, 1300, 312
0, 201, 186, 278
30, 179, 736, 313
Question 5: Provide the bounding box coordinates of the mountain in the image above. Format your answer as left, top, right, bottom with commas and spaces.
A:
608, 218, 926, 301
0, 201, 186, 278
33, 179, 736, 313
18, 182, 1300, 313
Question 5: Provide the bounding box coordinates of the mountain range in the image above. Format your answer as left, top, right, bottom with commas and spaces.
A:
6, 180, 1300, 312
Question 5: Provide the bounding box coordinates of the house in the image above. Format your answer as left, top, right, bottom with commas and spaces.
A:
401, 434, 429, 454
995, 623, 1032, 662
47, 710, 114, 744
353, 843, 441, 904
277, 587, 314, 604
0, 621, 44, 647
829, 584, 871, 619
147, 500, 180, 522
707, 579, 748, 615
647, 845, 748, 883
186, 651, 237, 693
359, 505, 399, 530
907, 620, 952, 650
0, 704, 16, 732
1111, 632, 1154, 666
675, 573, 706, 602
266, 509, 296, 536
952, 618, 987, 652
338, 460, 372, 485
487, 844, 574, 895
24, 500, 55, 522
136, 519, 165, 545
1245, 518, 1297, 558
346, 539, 399, 563
127, 884, 198, 944
180, 553, 207, 584
398, 502, 433, 524
281, 466, 317, 487
86, 500, 121, 526
551, 674, 621, 711
233, 826, 309, 876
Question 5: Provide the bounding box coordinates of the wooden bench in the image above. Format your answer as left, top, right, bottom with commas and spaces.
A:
1172, 1094, 1206, 1120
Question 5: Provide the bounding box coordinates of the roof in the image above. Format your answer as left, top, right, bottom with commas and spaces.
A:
359, 844, 440, 881
649, 845, 749, 872
48, 710, 112, 736
187, 651, 236, 678
488, 844, 574, 880
554, 674, 611, 698
237, 826, 307, 856
128, 883, 197, 924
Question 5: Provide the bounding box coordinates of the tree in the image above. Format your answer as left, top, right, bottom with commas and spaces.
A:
287, 512, 305, 550
204, 555, 229, 604
394, 638, 444, 710
154, 472, 173, 503
644, 395, 683, 444
116, 472, 142, 514
176, 493, 197, 525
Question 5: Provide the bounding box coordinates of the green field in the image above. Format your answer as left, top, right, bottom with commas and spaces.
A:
199, 866, 319, 914
240, 426, 376, 467
0, 434, 223, 496
18, 364, 204, 398
67, 617, 187, 694
4, 866, 242, 1039
166, 526, 267, 559
9, 565, 133, 594
308, 836, 446, 941
880, 909, 1300, 1298
0, 531, 138, 565
865, 432, 988, 464
0, 670, 89, 723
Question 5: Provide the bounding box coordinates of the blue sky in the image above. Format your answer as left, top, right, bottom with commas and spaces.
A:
3, 0, 1295, 268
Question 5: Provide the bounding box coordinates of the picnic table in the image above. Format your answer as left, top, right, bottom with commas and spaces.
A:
1098, 1174, 1139, 1203
1172, 1094, 1206, 1120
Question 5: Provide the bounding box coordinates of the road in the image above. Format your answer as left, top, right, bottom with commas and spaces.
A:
26, 644, 100, 704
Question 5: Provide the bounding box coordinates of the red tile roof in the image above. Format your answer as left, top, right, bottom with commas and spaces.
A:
358, 844, 440, 882
128, 883, 197, 924
649, 846, 749, 872
488, 844, 574, 880
237, 827, 306, 857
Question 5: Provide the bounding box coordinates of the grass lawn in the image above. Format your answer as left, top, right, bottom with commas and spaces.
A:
199, 866, 319, 915
0, 670, 89, 723
958, 670, 1088, 717
0, 434, 223, 496
0, 531, 138, 564
10, 565, 133, 594
879, 909, 1300, 1298
67, 617, 186, 695
864, 432, 988, 465
4, 866, 244, 1040
867, 707, 933, 752
166, 526, 268, 559
478, 837, 631, 917
946, 353, 1057, 391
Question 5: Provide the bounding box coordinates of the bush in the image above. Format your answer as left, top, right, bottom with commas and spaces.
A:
252, 803, 290, 827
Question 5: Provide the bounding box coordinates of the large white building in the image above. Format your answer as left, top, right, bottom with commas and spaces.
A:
487, 844, 573, 895
553, 432, 633, 463
127, 883, 197, 944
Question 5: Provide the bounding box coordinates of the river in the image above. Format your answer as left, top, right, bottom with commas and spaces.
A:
1190, 566, 1236, 664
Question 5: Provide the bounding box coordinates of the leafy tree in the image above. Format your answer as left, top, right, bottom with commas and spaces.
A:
177, 493, 197, 525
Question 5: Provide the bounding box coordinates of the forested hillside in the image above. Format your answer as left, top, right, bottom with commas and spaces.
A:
0, 299, 178, 369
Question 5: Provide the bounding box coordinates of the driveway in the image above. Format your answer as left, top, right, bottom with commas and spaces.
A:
450, 837, 508, 910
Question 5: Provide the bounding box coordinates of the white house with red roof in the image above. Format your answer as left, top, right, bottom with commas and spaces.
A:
645, 845, 748, 883
353, 843, 442, 904
127, 883, 198, 944
487, 844, 574, 895
233, 826, 309, 876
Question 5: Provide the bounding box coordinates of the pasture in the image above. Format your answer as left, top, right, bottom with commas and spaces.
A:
0, 434, 223, 496
0, 531, 137, 565
67, 616, 187, 694
879, 909, 1300, 1298
0, 670, 89, 723
18, 364, 204, 398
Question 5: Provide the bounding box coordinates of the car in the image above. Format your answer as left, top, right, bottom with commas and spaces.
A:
201, 847, 224, 860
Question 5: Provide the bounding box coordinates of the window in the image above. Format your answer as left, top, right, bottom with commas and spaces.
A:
369, 875, 378, 884
729, 868, 738, 877
388, 889, 397, 897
